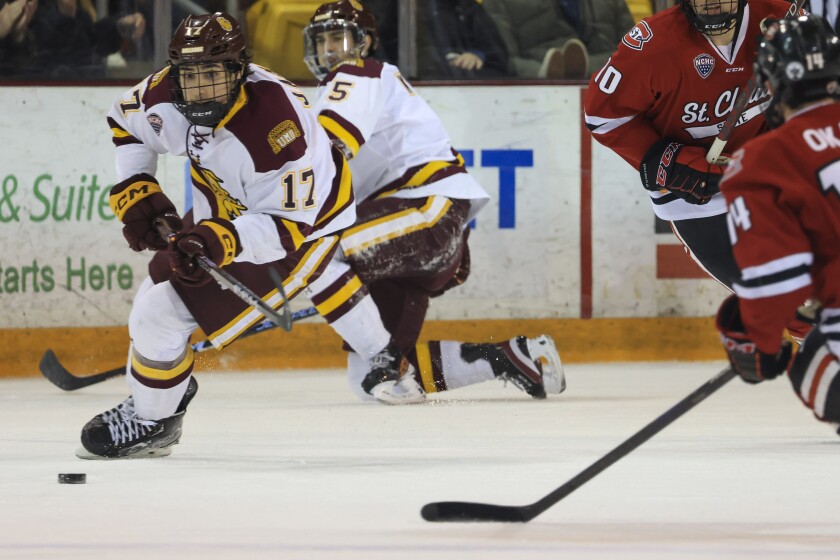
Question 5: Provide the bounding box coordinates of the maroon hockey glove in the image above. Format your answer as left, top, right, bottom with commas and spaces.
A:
168, 218, 242, 287
109, 173, 183, 251
716, 295, 794, 383
640, 139, 726, 205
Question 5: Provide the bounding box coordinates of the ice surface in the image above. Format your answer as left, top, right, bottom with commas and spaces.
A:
1, 361, 838, 559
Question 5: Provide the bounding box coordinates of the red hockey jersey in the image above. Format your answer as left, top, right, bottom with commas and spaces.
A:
584, 0, 800, 221
720, 101, 840, 356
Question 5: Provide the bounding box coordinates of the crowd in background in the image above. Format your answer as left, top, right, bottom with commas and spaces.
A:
0, 0, 837, 81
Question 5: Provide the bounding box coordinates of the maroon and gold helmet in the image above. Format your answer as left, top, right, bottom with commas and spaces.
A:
303, 0, 379, 80
168, 13, 249, 127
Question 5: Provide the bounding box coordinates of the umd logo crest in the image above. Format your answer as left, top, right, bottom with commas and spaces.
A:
268, 120, 301, 154
694, 54, 715, 78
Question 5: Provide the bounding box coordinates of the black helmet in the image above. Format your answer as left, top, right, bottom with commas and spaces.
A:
168, 13, 250, 127
681, 0, 746, 36
756, 15, 840, 126
303, 0, 379, 80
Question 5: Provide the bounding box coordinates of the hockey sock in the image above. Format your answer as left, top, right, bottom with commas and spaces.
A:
410, 341, 497, 393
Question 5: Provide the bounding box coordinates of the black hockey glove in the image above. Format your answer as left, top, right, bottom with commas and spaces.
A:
109, 173, 183, 251
640, 138, 726, 205
716, 295, 794, 383
168, 218, 241, 287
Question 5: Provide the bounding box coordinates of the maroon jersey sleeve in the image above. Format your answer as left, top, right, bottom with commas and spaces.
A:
584, 19, 662, 168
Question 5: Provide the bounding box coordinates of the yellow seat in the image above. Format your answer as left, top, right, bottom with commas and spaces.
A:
246, 0, 325, 81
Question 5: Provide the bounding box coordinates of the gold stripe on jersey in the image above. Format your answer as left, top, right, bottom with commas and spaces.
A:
131, 346, 194, 381
318, 114, 361, 157
414, 343, 438, 394
111, 127, 131, 138
314, 274, 363, 317
215, 86, 248, 130
207, 236, 339, 349
342, 196, 452, 257
278, 218, 306, 251
374, 153, 466, 199
315, 152, 354, 226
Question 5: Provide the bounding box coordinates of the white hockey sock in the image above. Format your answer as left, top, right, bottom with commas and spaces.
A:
415, 340, 495, 392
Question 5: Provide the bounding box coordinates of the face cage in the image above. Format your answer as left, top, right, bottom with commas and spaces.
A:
303, 21, 367, 80
170, 61, 244, 127
683, 0, 743, 36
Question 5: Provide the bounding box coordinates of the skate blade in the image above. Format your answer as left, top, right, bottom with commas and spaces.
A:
75, 446, 173, 460
371, 379, 427, 405
531, 335, 566, 394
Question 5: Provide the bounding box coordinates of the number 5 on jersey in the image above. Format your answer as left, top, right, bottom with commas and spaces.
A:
281, 168, 316, 210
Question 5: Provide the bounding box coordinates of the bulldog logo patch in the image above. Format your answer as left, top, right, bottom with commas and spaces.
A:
694, 54, 715, 79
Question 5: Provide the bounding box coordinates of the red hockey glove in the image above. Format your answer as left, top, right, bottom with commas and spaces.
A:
640, 138, 726, 205
716, 295, 794, 383
109, 173, 183, 251
168, 218, 241, 287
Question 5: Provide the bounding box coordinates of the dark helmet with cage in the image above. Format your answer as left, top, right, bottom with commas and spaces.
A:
681, 0, 747, 36
303, 0, 379, 80
168, 12, 250, 127
756, 15, 840, 127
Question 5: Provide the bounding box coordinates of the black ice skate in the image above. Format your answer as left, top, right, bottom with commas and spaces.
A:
77, 376, 198, 459
462, 335, 566, 399
361, 342, 426, 405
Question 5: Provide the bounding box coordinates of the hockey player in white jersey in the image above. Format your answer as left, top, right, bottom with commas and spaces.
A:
301, 0, 566, 404
79, 12, 359, 459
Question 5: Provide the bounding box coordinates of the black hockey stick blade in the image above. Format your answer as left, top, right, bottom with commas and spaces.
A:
39, 350, 124, 391
422, 367, 738, 523
421, 502, 535, 523
39, 306, 319, 391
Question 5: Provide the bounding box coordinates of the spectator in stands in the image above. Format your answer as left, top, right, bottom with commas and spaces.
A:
424, 0, 510, 79
24, 0, 145, 78
0, 0, 37, 74
483, 0, 635, 79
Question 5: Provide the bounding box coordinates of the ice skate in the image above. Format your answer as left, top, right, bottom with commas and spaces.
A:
462, 335, 565, 399
77, 376, 198, 459
361, 342, 426, 405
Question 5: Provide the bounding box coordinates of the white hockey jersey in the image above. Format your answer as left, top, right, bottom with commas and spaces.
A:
106, 65, 355, 265
312, 59, 489, 218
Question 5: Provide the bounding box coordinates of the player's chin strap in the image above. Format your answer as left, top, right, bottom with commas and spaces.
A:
705, 0, 808, 165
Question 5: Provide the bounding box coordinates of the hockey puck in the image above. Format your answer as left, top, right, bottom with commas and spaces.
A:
58, 473, 86, 484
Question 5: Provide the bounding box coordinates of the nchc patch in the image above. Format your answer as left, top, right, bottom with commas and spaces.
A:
694, 54, 715, 79
268, 120, 301, 154
147, 113, 163, 135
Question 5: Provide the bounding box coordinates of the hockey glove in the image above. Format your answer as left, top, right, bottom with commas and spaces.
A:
640, 138, 726, 205
716, 294, 794, 384
109, 173, 183, 251
168, 218, 242, 287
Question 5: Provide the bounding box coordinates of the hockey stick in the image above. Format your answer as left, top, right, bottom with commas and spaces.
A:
39, 306, 319, 391
706, 0, 806, 164
421, 367, 737, 522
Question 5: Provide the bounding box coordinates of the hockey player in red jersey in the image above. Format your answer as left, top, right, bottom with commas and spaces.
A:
78, 13, 360, 459
301, 0, 566, 404
716, 15, 840, 434
584, 0, 804, 288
